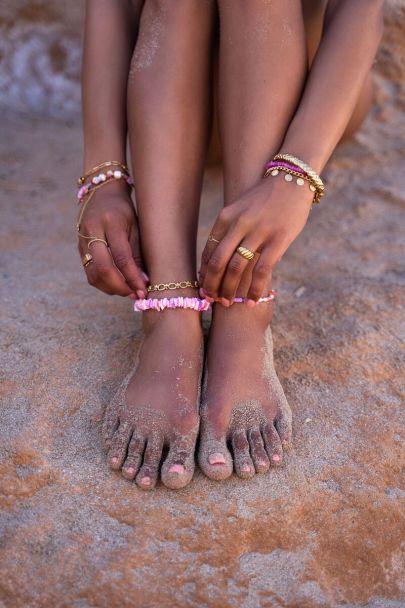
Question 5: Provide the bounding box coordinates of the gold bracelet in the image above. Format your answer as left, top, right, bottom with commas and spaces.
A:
273, 153, 325, 200
78, 161, 128, 186
147, 281, 199, 293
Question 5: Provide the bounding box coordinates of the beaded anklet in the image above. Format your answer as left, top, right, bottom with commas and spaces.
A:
133, 291, 276, 312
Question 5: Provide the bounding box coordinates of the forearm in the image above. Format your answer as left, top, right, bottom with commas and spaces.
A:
281, 0, 384, 173
82, 0, 140, 171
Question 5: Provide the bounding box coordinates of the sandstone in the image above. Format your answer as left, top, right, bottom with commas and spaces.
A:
0, 3, 404, 607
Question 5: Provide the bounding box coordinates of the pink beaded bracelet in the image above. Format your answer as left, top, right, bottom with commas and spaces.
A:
133, 292, 275, 312
77, 169, 133, 202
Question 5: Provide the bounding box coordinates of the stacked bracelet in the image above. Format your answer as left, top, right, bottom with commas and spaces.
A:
264, 153, 325, 204
77, 169, 133, 203
78, 161, 128, 186
147, 280, 199, 293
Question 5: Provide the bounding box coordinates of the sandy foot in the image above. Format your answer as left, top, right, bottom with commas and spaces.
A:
199, 303, 292, 480
102, 310, 203, 490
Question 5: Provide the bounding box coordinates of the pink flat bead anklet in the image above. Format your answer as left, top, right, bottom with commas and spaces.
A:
133, 292, 276, 312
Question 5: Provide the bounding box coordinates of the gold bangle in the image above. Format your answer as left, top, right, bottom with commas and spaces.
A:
147, 281, 199, 293
78, 161, 128, 186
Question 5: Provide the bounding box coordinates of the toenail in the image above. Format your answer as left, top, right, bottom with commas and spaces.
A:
242, 464, 251, 472
208, 452, 226, 465
272, 454, 281, 462
246, 299, 257, 308
111, 457, 119, 465
126, 467, 135, 475
258, 460, 267, 467
141, 476, 151, 485
168, 464, 185, 475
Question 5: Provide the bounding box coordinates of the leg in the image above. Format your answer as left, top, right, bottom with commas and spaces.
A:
102, 0, 216, 489
302, 0, 373, 140
199, 0, 307, 480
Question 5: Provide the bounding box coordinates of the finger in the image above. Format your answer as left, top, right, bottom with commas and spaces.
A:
219, 237, 261, 304
246, 243, 281, 303
106, 226, 147, 298
202, 222, 249, 301
199, 208, 232, 285
78, 237, 131, 296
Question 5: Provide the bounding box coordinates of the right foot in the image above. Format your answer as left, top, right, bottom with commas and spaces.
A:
102, 304, 203, 490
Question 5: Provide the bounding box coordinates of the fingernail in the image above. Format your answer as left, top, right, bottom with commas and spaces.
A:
142, 272, 149, 282
129, 293, 137, 300
220, 298, 230, 308
246, 299, 257, 308
137, 290, 145, 300
205, 296, 214, 304
199, 288, 206, 298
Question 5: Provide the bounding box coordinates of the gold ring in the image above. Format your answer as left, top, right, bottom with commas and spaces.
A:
236, 246, 255, 261
82, 253, 93, 268
208, 234, 220, 244
87, 238, 108, 249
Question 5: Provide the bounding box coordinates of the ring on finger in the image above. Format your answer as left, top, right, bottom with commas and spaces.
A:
82, 253, 93, 268
208, 234, 220, 244
87, 237, 108, 249
236, 246, 255, 262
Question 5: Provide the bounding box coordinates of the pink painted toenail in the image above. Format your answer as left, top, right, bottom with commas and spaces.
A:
242, 464, 251, 472
168, 464, 185, 475
141, 476, 151, 485
126, 467, 135, 475
111, 457, 119, 465
209, 452, 226, 465
272, 454, 281, 461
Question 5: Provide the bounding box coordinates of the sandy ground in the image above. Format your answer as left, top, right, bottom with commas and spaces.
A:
1, 9, 405, 608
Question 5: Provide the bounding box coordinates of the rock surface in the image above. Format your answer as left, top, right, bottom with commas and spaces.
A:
1, 4, 405, 608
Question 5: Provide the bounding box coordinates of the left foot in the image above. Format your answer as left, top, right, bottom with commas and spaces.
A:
198, 302, 292, 480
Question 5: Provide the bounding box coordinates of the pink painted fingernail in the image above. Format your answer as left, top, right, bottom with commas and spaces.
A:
129, 293, 137, 300
209, 452, 226, 465
142, 272, 150, 282
205, 296, 214, 304
246, 299, 257, 308
220, 298, 230, 308
168, 464, 185, 475
199, 288, 206, 298
137, 290, 145, 300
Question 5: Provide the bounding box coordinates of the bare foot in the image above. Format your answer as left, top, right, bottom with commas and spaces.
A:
198, 303, 292, 480
103, 304, 203, 490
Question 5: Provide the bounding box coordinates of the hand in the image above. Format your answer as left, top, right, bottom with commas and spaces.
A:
77, 181, 147, 297
199, 177, 313, 304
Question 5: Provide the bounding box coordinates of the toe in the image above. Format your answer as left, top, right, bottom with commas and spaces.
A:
108, 422, 133, 470
198, 434, 233, 481
248, 428, 270, 474
122, 433, 145, 480
275, 410, 293, 451
161, 437, 196, 490
232, 430, 255, 479
263, 423, 283, 466
135, 434, 163, 490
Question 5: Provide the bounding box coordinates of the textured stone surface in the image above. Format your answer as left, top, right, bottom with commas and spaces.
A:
1, 5, 405, 608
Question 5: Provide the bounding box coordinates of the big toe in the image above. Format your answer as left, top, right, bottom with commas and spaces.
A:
161, 447, 195, 490
198, 435, 233, 481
